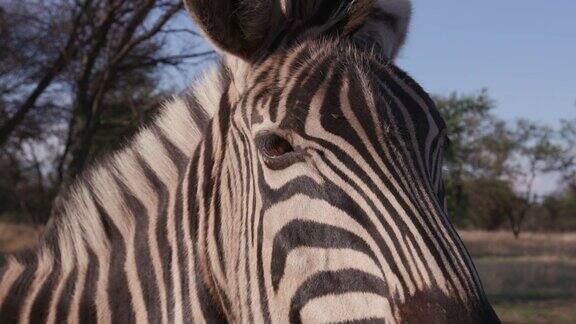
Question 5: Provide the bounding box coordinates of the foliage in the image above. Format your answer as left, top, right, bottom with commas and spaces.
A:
541, 188, 576, 232
0, 0, 213, 222
461, 177, 518, 230
558, 118, 576, 190
436, 91, 575, 237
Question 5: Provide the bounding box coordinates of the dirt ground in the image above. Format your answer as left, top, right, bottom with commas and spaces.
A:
460, 231, 576, 324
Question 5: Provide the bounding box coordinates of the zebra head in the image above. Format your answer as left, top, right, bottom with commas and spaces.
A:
186, 0, 499, 322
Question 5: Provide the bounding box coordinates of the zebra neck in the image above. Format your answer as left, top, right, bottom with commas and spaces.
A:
0, 139, 228, 323
0, 245, 97, 322
0, 67, 229, 321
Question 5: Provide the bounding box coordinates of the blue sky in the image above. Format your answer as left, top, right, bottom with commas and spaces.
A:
395, 1, 576, 194
397, 0, 576, 127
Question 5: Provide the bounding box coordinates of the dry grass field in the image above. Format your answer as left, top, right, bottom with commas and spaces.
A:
0, 223, 574, 323
460, 231, 576, 324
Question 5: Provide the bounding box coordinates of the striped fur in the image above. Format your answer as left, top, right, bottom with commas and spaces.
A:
0, 0, 499, 323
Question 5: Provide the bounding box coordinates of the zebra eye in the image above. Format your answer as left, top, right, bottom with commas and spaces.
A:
256, 133, 294, 159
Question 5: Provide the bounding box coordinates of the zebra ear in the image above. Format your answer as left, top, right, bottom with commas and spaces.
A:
351, 0, 412, 60
282, 0, 412, 60
185, 0, 411, 61
184, 0, 282, 60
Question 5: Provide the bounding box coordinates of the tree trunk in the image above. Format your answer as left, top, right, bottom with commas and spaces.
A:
66, 120, 97, 181
512, 224, 521, 239
0, 0, 89, 146
0, 62, 64, 146
60, 99, 94, 185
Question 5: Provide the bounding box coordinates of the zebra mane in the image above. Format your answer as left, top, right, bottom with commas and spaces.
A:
40, 64, 224, 263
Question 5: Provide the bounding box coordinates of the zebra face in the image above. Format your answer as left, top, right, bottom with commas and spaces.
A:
187, 0, 498, 322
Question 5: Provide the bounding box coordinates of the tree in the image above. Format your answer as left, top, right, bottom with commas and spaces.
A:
435, 89, 495, 174
435, 90, 567, 237
0, 0, 90, 146
0, 2, 67, 221
462, 177, 519, 230
54, 1, 214, 184
483, 120, 563, 238
542, 188, 576, 232
0, 0, 214, 222
434, 90, 495, 225
558, 118, 576, 191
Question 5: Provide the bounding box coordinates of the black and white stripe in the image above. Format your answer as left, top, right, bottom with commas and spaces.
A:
0, 0, 499, 323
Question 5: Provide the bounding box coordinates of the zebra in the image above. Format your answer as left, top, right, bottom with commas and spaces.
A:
0, 0, 500, 322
